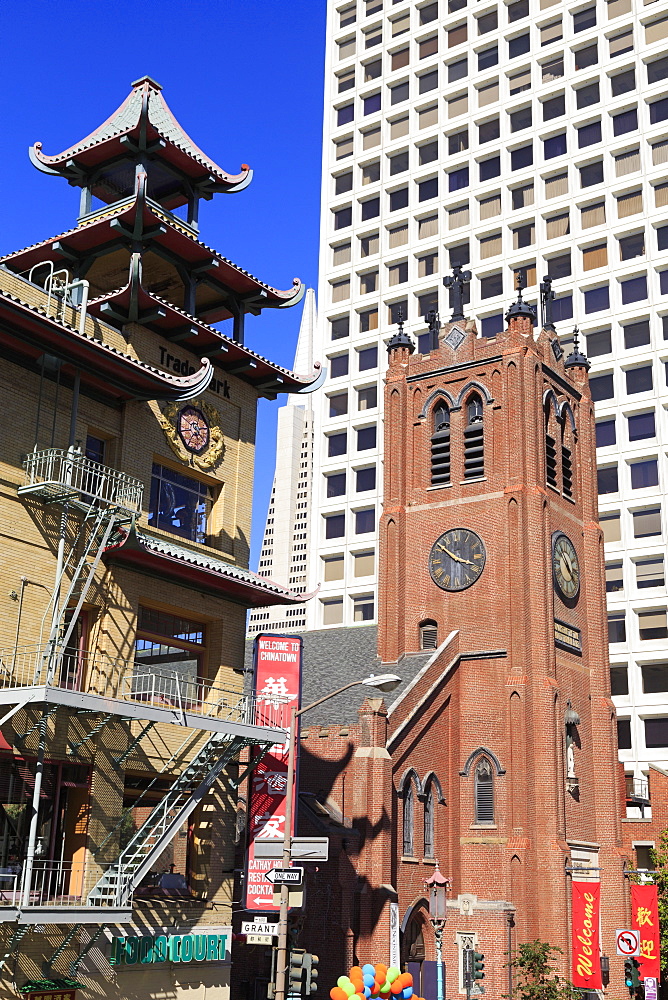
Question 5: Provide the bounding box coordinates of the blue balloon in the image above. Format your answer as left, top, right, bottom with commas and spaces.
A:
363, 965, 375, 976
364, 990, 371, 999
364, 975, 376, 988
403, 990, 413, 1000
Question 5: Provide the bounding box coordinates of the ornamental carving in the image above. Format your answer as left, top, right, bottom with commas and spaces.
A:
157, 398, 225, 470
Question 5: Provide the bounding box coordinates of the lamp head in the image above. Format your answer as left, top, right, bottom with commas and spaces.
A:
361, 673, 402, 693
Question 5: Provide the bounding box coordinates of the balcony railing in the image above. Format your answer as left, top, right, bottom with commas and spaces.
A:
0, 860, 132, 910
626, 775, 650, 803
20, 448, 143, 513
0, 644, 289, 730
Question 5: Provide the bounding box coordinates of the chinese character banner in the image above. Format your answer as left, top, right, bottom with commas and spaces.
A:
631, 883, 660, 979
245, 633, 302, 912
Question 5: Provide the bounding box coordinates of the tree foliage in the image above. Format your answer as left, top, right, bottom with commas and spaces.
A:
508, 940, 578, 1000
646, 832, 668, 975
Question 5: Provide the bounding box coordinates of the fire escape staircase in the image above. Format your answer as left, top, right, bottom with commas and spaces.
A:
87, 730, 260, 907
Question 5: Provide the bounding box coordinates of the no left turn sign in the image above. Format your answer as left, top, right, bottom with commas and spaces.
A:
616, 929, 640, 956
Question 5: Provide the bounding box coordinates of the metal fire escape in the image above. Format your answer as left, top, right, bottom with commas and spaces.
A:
0, 447, 285, 929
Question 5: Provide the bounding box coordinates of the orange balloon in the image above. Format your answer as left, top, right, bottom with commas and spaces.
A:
375, 964, 388, 975
350, 967, 363, 978
331, 990, 348, 1000
390, 982, 404, 995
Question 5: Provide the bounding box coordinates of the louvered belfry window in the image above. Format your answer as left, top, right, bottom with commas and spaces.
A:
420, 620, 438, 649
475, 758, 494, 824
464, 395, 484, 479
431, 404, 451, 484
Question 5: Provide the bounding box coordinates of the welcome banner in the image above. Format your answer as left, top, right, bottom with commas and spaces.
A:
631, 883, 661, 980
571, 881, 602, 989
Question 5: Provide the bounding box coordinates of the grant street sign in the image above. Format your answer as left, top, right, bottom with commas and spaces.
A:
241, 920, 279, 936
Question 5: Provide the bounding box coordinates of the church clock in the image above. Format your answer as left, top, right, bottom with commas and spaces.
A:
552, 532, 580, 600
429, 528, 486, 592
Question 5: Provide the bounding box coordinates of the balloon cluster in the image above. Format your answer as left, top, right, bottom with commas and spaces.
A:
330, 963, 426, 1000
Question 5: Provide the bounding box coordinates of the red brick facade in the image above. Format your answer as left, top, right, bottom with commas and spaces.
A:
292, 306, 649, 999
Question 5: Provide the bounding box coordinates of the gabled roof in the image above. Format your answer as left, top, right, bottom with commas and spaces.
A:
30, 76, 251, 200
104, 525, 315, 608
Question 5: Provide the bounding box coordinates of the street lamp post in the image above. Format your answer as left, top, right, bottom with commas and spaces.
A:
425, 864, 450, 1000
273, 672, 402, 1000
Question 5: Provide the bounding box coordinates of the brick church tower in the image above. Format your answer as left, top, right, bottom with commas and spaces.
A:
377, 275, 630, 992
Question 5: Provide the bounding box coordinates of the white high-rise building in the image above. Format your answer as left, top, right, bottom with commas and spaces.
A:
247, 289, 317, 636
258, 0, 668, 794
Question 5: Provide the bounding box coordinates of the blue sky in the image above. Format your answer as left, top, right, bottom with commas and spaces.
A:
0, 0, 325, 564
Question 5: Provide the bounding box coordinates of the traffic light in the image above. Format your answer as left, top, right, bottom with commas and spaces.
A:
288, 948, 306, 994
304, 952, 319, 993
473, 951, 485, 981
624, 958, 641, 992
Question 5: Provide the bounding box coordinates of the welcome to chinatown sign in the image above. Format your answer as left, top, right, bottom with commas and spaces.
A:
110, 928, 231, 966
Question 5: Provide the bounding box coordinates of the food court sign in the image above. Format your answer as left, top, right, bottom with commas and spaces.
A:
110, 927, 231, 965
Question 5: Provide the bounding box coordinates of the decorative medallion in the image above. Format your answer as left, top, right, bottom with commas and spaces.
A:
444, 325, 466, 351
157, 398, 224, 470
177, 405, 210, 454
428, 528, 486, 592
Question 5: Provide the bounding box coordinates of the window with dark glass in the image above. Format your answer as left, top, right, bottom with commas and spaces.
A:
624, 320, 650, 349
587, 329, 612, 356
419, 177, 438, 201
610, 665, 628, 694
510, 107, 532, 132
365, 58, 383, 80
420, 2, 438, 23
325, 513, 345, 539
608, 611, 627, 643
481, 313, 503, 338
606, 560, 623, 593
552, 295, 573, 321
578, 121, 602, 147
511, 144, 533, 170
448, 57, 468, 82
650, 98, 668, 124
356, 466, 376, 492
479, 119, 500, 143
328, 432, 347, 457
626, 366, 653, 394
359, 346, 378, 370
449, 167, 469, 191
390, 151, 409, 175
478, 45, 498, 70
403, 781, 414, 855
642, 664, 668, 693
543, 95, 565, 121
612, 68, 635, 96
508, 0, 529, 19
327, 472, 346, 497
357, 426, 377, 451
480, 273, 503, 299
548, 253, 571, 279
149, 464, 213, 545
577, 82, 600, 108
419, 70, 438, 94
361, 197, 380, 221
614, 108, 638, 135
621, 276, 648, 305
329, 392, 348, 417
598, 466, 619, 494
580, 161, 604, 187
355, 508, 375, 533
596, 419, 616, 447
330, 353, 349, 378
480, 156, 501, 180
390, 187, 409, 211
585, 285, 610, 313
629, 412, 655, 441
334, 206, 352, 230
617, 719, 632, 749
575, 44, 598, 69
619, 233, 645, 261
335, 172, 353, 195
449, 129, 469, 154
337, 104, 354, 126
390, 81, 409, 105
574, 6, 596, 31
419, 140, 439, 165
544, 133, 567, 158
631, 459, 659, 490
509, 33, 530, 58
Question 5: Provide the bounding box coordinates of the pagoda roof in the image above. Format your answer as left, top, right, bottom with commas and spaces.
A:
30, 76, 251, 201
0, 283, 215, 403
104, 524, 314, 607
0, 195, 304, 324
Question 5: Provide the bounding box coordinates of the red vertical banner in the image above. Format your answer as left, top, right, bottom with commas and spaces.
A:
244, 633, 302, 912
631, 883, 661, 979
571, 881, 602, 989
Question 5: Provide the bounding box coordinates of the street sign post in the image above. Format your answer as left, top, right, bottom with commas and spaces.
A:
241, 919, 279, 936
265, 867, 304, 886
616, 929, 641, 957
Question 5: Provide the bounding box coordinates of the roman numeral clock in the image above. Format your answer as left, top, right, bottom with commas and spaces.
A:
428, 528, 487, 592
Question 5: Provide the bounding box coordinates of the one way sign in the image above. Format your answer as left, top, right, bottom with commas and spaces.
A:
264, 867, 304, 885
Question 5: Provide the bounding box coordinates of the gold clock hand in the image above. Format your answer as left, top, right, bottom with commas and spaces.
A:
438, 545, 475, 566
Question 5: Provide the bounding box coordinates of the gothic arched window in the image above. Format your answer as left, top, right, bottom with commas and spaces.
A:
474, 758, 494, 824
464, 393, 484, 479
424, 784, 435, 858
403, 781, 415, 856
420, 619, 438, 650
431, 401, 451, 485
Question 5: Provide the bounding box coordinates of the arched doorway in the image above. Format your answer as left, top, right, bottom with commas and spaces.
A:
401, 898, 436, 996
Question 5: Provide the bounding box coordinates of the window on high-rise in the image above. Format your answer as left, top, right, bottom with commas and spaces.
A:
609, 28, 634, 57
624, 321, 650, 349
608, 612, 627, 643
357, 426, 377, 451
590, 373, 614, 401
326, 472, 346, 498
509, 69, 530, 94
325, 513, 345, 539
357, 386, 378, 411
478, 45, 498, 70
543, 95, 565, 120
613, 108, 638, 136
619, 234, 645, 261
355, 508, 375, 534
636, 557, 665, 590
360, 308, 379, 332
547, 253, 571, 278
323, 555, 344, 582
356, 466, 377, 492
477, 9, 498, 32
337, 104, 354, 127
542, 57, 564, 82
631, 459, 659, 490
449, 129, 469, 154
479, 119, 500, 143
334, 206, 352, 230
587, 329, 612, 356
509, 33, 530, 58
508, 0, 529, 20
335, 171, 353, 195
354, 551, 375, 577
390, 150, 409, 174
338, 69, 355, 93
598, 466, 619, 494
580, 162, 604, 188
621, 276, 648, 305
390, 187, 409, 211
585, 286, 610, 313
481, 273, 503, 299
575, 44, 598, 69
617, 719, 632, 750
634, 508, 662, 539
328, 432, 347, 457
480, 156, 501, 180
420, 2, 438, 23
390, 81, 409, 105
601, 511, 622, 542
648, 55, 668, 84
639, 611, 668, 641
610, 665, 628, 694
578, 121, 602, 148
359, 271, 378, 295
149, 464, 212, 545
511, 144, 533, 169
583, 244, 608, 272
420, 36, 438, 59
611, 68, 635, 96
574, 6, 596, 31
365, 58, 382, 80
642, 664, 668, 694
329, 392, 348, 418
597, 418, 616, 447
576, 82, 599, 109
544, 133, 567, 158
606, 561, 623, 593
359, 346, 378, 371
540, 19, 562, 45
330, 353, 349, 378
322, 598, 344, 626
510, 107, 532, 132
353, 595, 375, 622
419, 140, 439, 165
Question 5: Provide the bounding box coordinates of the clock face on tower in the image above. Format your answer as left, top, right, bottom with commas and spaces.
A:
177, 406, 210, 454
429, 528, 486, 591
552, 532, 580, 600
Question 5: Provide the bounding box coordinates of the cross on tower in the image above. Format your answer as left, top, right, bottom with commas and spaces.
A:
540, 274, 556, 332
443, 263, 472, 323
